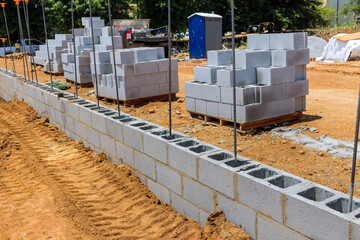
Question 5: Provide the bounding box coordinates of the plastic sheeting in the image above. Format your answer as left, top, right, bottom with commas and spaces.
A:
316, 34, 360, 62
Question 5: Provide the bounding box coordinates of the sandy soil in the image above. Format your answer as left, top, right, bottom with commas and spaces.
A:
2, 56, 360, 200
0, 99, 250, 240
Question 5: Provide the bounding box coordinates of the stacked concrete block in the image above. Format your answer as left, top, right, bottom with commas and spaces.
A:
33, 34, 72, 73
185, 32, 309, 123
92, 47, 179, 101
60, 17, 124, 85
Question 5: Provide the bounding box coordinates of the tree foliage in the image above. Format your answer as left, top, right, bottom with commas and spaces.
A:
341, 0, 360, 20
0, 0, 335, 44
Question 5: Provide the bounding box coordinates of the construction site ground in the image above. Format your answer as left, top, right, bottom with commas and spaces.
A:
0, 99, 251, 239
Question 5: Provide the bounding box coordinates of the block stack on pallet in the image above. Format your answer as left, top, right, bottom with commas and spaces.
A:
92, 47, 179, 102
185, 32, 309, 124
33, 34, 72, 73
61, 17, 123, 85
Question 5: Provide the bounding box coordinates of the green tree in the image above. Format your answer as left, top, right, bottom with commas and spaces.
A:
341, 0, 360, 20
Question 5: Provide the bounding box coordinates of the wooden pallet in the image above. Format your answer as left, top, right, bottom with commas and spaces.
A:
99, 93, 176, 106
65, 79, 93, 88
44, 71, 64, 76
189, 111, 303, 132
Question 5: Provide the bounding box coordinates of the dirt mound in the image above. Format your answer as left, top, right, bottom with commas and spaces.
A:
0, 100, 250, 239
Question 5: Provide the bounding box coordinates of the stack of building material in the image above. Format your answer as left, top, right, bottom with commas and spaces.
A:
185, 32, 309, 124
61, 17, 123, 85
92, 47, 179, 101
33, 34, 72, 73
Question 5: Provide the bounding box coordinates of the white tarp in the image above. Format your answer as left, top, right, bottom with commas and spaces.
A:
316, 33, 360, 62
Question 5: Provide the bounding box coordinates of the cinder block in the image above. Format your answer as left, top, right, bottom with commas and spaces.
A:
285, 80, 309, 98
295, 96, 306, 111
207, 50, 232, 66
269, 98, 295, 118
217, 68, 257, 87
185, 97, 196, 112
247, 34, 270, 50
139, 84, 160, 98
91, 63, 113, 74
286, 186, 351, 240
198, 151, 239, 199
111, 50, 135, 65
105, 117, 124, 142
123, 121, 145, 152
143, 129, 186, 164
134, 48, 158, 62
116, 64, 136, 76
193, 66, 221, 84
159, 81, 180, 95
235, 50, 271, 69
182, 176, 214, 213
91, 111, 107, 134
272, 49, 310, 67
168, 140, 218, 179
220, 86, 259, 105
156, 162, 181, 195
90, 51, 111, 63
270, 32, 308, 50
237, 169, 303, 224
218, 194, 256, 239
100, 36, 123, 46
199, 209, 210, 227
73, 28, 86, 36
147, 178, 170, 204
101, 26, 119, 37
195, 99, 207, 114
134, 150, 156, 180
82, 17, 104, 28
118, 75, 143, 89
61, 53, 74, 63
100, 134, 116, 157
218, 103, 233, 120
201, 84, 220, 102
258, 84, 286, 103
145, 72, 167, 85
236, 103, 271, 123
116, 140, 134, 167
135, 61, 159, 75
86, 126, 100, 147
158, 58, 178, 72
257, 215, 308, 240
184, 81, 204, 98
75, 120, 87, 140
295, 65, 307, 80
206, 101, 219, 117
257, 66, 296, 85
170, 192, 199, 223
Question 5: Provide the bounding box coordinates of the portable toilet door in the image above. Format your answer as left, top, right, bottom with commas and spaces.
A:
189, 14, 206, 58
188, 13, 223, 59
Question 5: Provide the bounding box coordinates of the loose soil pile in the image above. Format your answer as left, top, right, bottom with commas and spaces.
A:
0, 99, 250, 239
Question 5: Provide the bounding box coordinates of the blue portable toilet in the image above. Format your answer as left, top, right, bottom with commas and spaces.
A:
188, 13, 223, 59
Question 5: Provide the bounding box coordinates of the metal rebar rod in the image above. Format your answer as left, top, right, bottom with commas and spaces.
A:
168, 0, 172, 138
24, 1, 38, 84
231, 0, 237, 164
19, 3, 31, 83
2, 41, 8, 72
71, 0, 78, 98
348, 84, 360, 212
16, 4, 27, 81
107, 0, 121, 116
88, 0, 100, 108
41, 0, 53, 91
22, 1, 34, 83
2, 6, 16, 75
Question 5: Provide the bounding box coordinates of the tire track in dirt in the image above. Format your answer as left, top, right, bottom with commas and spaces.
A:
0, 101, 204, 240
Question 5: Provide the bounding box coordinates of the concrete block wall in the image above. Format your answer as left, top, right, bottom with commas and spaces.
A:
33, 34, 72, 73
1, 71, 360, 240
91, 47, 179, 101
186, 32, 309, 123
61, 17, 123, 85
